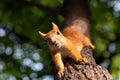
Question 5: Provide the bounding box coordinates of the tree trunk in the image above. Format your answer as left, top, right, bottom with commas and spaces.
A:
53, 0, 113, 80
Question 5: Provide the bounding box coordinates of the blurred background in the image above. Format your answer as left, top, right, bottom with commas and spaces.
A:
0, 0, 120, 80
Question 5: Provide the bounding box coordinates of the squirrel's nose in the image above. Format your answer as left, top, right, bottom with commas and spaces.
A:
52, 41, 57, 46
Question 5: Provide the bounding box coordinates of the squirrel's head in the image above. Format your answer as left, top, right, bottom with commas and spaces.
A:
39, 22, 66, 48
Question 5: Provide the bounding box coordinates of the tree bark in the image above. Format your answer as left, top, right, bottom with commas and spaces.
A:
52, 0, 113, 80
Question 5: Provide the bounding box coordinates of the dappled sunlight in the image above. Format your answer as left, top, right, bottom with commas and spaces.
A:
0, 43, 5, 54
8, 76, 16, 80
30, 73, 38, 79
108, 43, 116, 53
0, 61, 5, 72
90, 1, 120, 79
32, 53, 41, 61
31, 62, 43, 71
9, 33, 17, 41
22, 75, 29, 80
0, 0, 119, 79
113, 0, 120, 12
5, 47, 13, 55
42, 75, 54, 80
100, 59, 110, 68
22, 58, 33, 66
0, 22, 46, 80
13, 48, 24, 60
0, 28, 6, 37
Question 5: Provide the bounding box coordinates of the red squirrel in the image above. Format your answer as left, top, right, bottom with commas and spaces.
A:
38, 22, 95, 78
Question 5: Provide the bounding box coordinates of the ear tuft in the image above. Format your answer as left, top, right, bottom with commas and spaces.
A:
38, 31, 46, 38
51, 22, 58, 30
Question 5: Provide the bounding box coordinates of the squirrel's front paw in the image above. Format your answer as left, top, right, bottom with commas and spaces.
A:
77, 57, 88, 63
82, 57, 88, 63
57, 69, 64, 78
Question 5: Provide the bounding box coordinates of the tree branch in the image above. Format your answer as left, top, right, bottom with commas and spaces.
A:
0, 0, 60, 14
52, 0, 113, 79
61, 0, 91, 37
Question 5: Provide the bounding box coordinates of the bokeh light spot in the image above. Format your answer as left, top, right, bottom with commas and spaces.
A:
0, 28, 6, 37
32, 53, 40, 61
31, 62, 43, 71
22, 58, 33, 66
5, 47, 13, 55
42, 75, 54, 80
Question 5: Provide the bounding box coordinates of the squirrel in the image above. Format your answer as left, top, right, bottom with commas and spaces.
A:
38, 22, 95, 78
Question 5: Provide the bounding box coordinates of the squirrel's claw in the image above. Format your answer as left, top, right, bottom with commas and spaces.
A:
82, 57, 88, 63
57, 69, 64, 78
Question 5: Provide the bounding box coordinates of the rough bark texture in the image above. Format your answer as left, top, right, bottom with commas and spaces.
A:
52, 0, 113, 80
53, 47, 113, 80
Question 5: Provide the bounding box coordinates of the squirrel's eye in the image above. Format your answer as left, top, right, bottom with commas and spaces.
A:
57, 32, 60, 35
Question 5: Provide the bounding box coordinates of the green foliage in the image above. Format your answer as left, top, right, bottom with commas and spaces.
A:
0, 0, 119, 80
90, 0, 120, 80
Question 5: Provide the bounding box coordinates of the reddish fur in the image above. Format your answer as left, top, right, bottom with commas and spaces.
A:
63, 26, 95, 50
39, 22, 95, 78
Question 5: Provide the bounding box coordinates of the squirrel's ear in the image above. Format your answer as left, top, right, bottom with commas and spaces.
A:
51, 22, 59, 30
38, 31, 47, 38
